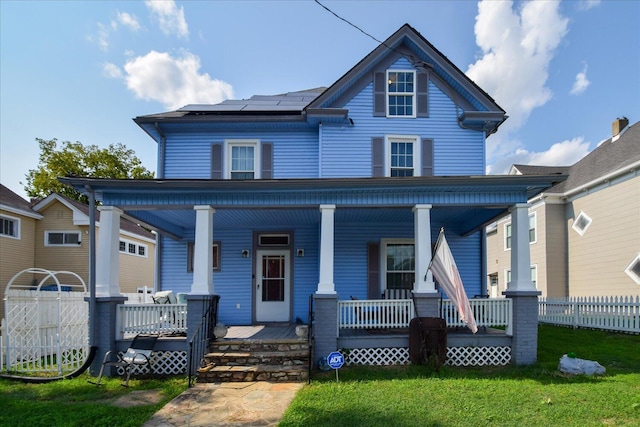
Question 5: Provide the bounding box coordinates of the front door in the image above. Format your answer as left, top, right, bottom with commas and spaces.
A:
255, 249, 290, 322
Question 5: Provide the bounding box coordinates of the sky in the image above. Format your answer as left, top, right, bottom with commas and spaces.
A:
1, 0, 639, 199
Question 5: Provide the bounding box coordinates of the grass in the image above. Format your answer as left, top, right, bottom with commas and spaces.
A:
0, 375, 188, 427
0, 326, 638, 426
280, 326, 640, 426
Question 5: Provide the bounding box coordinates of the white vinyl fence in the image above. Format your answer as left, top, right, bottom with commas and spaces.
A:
539, 296, 640, 334
117, 304, 187, 338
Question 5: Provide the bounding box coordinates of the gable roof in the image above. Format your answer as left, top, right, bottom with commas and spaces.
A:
32, 193, 155, 241
514, 121, 640, 195
0, 184, 42, 219
134, 24, 506, 137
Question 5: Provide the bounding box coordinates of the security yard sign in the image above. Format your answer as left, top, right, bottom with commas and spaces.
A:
327, 351, 344, 381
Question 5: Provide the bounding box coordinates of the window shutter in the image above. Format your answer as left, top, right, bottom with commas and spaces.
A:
261, 142, 273, 179
211, 143, 223, 179
372, 137, 384, 177
373, 71, 386, 117
421, 138, 434, 177
367, 242, 380, 299
416, 72, 429, 117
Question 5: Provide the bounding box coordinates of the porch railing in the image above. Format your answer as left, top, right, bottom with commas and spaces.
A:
338, 298, 512, 333
442, 298, 512, 330
338, 299, 415, 330
116, 304, 187, 338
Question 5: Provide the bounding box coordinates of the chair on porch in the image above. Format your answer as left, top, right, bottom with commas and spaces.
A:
91, 334, 159, 386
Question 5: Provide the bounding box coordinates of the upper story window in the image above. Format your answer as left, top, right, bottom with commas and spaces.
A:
625, 253, 640, 285
212, 140, 272, 180
0, 214, 19, 239
45, 231, 81, 246
504, 213, 536, 250
572, 211, 592, 236
387, 70, 416, 117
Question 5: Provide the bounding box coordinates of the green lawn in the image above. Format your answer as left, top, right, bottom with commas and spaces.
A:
280, 326, 640, 426
0, 326, 638, 426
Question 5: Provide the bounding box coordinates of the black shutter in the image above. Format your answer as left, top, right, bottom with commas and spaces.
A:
422, 138, 434, 177
416, 72, 429, 117
373, 71, 386, 117
211, 143, 223, 179
372, 137, 384, 177
367, 242, 380, 299
261, 142, 273, 179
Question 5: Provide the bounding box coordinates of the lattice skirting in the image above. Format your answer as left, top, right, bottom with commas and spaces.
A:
116, 350, 187, 376
342, 346, 511, 367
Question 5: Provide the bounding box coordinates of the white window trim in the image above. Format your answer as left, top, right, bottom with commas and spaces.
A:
384, 135, 421, 177
224, 139, 261, 180
503, 213, 536, 251
380, 238, 415, 292
0, 213, 20, 239
386, 70, 417, 118
624, 253, 640, 285
44, 230, 81, 247
119, 238, 148, 258
572, 210, 592, 236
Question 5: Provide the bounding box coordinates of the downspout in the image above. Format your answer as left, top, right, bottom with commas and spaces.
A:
153, 122, 165, 292
85, 185, 96, 347
154, 122, 166, 180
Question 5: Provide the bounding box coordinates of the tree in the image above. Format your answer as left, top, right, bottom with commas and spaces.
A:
25, 138, 154, 203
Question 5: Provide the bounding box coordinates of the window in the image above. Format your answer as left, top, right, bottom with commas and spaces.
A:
387, 70, 416, 117
119, 239, 148, 258
504, 213, 536, 250
225, 140, 260, 180
625, 253, 640, 285
45, 231, 81, 246
0, 215, 19, 239
187, 241, 221, 272
572, 211, 592, 236
505, 265, 537, 288
382, 239, 414, 290
258, 234, 290, 247
385, 135, 421, 177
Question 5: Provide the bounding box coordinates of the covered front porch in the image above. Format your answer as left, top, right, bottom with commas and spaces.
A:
62, 174, 565, 374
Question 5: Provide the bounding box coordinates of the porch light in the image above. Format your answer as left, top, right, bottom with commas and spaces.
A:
297, 249, 304, 257
241, 249, 250, 258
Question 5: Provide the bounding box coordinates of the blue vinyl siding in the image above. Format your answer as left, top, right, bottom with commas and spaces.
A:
320, 58, 485, 178
163, 130, 318, 179
292, 227, 319, 323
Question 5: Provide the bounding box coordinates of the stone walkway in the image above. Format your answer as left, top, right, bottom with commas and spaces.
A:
143, 382, 304, 427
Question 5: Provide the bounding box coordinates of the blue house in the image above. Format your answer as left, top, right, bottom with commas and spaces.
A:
63, 24, 564, 368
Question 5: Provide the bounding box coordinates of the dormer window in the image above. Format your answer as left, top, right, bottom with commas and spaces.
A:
387, 70, 416, 117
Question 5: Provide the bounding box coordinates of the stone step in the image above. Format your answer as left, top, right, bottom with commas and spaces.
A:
198, 364, 309, 382
209, 339, 309, 353
205, 350, 309, 365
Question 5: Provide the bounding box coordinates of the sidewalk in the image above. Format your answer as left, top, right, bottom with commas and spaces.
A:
143, 381, 304, 427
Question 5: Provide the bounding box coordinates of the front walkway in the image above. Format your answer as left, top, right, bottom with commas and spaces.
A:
143, 381, 303, 427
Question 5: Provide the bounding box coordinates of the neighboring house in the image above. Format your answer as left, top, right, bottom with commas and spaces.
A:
62, 24, 564, 365
487, 118, 640, 298
0, 185, 156, 322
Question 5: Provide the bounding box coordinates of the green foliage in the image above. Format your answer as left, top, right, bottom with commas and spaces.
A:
25, 138, 154, 203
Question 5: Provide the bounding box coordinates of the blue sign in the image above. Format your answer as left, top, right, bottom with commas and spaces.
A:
327, 351, 344, 369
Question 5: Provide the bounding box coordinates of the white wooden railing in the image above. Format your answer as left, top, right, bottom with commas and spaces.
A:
116, 304, 187, 338
338, 298, 512, 333
442, 298, 512, 330
339, 299, 415, 330
539, 296, 640, 334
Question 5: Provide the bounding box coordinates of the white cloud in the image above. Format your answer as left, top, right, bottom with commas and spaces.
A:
91, 22, 111, 51
467, 0, 570, 170
145, 0, 189, 39
578, 0, 601, 11
117, 11, 141, 32
570, 63, 590, 95
487, 137, 590, 174
122, 50, 233, 109
103, 62, 123, 79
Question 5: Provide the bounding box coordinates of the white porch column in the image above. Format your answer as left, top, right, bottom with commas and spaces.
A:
508, 203, 535, 291
96, 206, 122, 297
413, 204, 437, 293
191, 205, 215, 295
317, 204, 336, 294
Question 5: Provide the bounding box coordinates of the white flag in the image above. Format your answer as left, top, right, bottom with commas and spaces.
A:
429, 230, 478, 334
